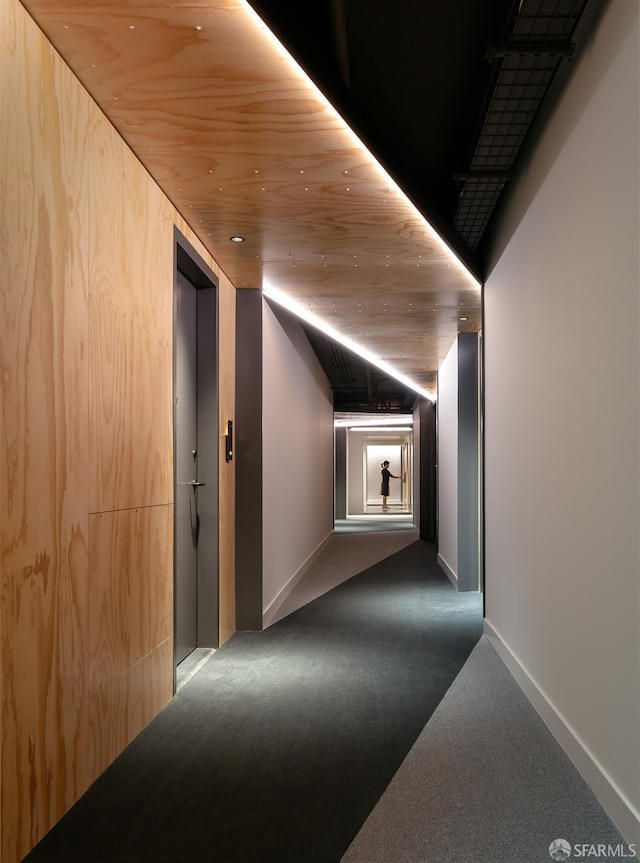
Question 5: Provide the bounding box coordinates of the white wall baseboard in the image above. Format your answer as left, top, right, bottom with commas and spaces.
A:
484, 620, 640, 847
262, 531, 333, 628
437, 553, 458, 589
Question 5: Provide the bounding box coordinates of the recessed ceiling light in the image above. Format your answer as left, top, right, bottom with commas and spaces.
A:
230, 236, 245, 243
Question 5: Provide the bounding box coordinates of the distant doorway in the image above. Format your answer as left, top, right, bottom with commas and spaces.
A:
344, 428, 413, 516
365, 444, 402, 506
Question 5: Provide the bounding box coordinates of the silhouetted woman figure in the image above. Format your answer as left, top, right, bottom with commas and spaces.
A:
380, 460, 400, 511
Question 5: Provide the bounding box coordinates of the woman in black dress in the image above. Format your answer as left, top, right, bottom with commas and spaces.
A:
380, 460, 400, 511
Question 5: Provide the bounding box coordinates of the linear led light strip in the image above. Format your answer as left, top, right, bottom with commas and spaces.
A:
263, 285, 435, 401
241, 0, 481, 290
334, 417, 414, 428
349, 427, 413, 432
242, 0, 479, 402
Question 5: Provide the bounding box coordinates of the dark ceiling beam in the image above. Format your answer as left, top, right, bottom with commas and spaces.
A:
454, 171, 514, 182
486, 41, 576, 59
329, 0, 351, 89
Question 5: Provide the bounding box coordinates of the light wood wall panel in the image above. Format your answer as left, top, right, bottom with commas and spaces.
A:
1, 4, 238, 861
88, 638, 173, 782
88, 115, 174, 515
0, 3, 91, 860
89, 505, 173, 696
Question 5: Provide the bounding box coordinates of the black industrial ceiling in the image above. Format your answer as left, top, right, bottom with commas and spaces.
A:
302, 325, 418, 414
250, 0, 596, 411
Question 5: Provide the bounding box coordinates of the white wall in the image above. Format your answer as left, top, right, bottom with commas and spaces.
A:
347, 430, 367, 514
262, 302, 334, 615
484, 0, 639, 842
437, 338, 458, 581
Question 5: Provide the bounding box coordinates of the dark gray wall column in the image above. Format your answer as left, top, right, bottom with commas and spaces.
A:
457, 332, 479, 591
334, 426, 347, 520
235, 290, 263, 629
418, 399, 437, 541
196, 285, 219, 646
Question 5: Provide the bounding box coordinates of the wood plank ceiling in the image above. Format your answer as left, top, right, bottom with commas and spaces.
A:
20, 0, 482, 399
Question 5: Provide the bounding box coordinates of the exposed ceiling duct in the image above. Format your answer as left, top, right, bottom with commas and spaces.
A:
256, 0, 595, 410
247, 0, 596, 410
454, 0, 589, 251
304, 325, 418, 414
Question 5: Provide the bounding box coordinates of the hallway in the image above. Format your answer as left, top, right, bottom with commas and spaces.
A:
20, 529, 635, 862
24, 537, 482, 862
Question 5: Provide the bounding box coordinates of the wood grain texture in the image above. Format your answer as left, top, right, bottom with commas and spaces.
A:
0, 3, 91, 859
2, 4, 239, 860
88, 113, 174, 514
89, 505, 173, 696
88, 637, 173, 782
21, 0, 482, 397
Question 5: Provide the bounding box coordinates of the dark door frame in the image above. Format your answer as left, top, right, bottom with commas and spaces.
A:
172, 227, 220, 690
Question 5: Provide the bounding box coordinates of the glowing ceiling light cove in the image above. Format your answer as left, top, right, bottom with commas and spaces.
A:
334, 417, 414, 428
240, 0, 480, 290
349, 427, 413, 432
263, 285, 436, 402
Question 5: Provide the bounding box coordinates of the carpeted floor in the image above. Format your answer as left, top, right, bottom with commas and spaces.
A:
343, 637, 635, 862
333, 518, 417, 533
23, 540, 482, 863
269, 521, 419, 624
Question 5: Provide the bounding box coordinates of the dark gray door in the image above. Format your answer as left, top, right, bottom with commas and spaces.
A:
174, 239, 219, 675
175, 270, 199, 665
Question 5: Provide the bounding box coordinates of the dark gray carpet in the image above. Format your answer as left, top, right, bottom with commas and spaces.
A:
23, 540, 482, 863
343, 637, 636, 862
334, 518, 416, 533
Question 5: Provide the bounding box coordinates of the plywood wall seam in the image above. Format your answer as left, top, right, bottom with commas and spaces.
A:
89, 502, 174, 517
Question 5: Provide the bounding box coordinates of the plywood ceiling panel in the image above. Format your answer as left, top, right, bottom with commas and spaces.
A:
21, 0, 482, 397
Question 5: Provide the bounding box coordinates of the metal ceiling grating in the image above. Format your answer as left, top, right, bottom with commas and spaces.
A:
328, 342, 358, 396
453, 0, 588, 252
313, 334, 415, 412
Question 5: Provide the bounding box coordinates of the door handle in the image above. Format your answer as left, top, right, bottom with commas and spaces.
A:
181, 480, 206, 487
